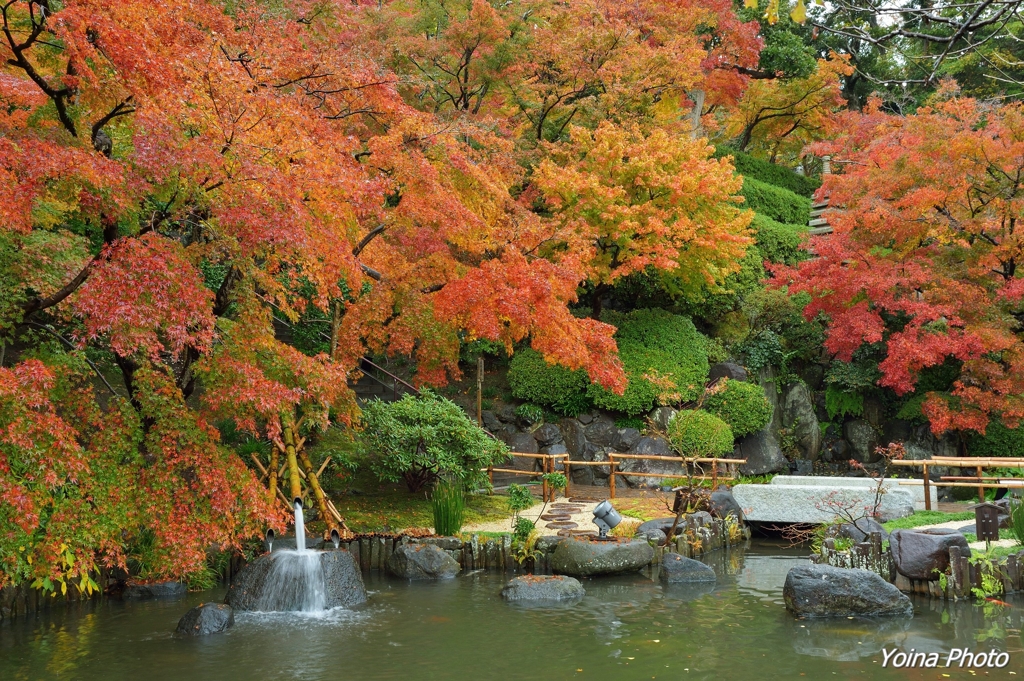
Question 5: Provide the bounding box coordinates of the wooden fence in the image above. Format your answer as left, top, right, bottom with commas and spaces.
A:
488, 452, 746, 499
890, 457, 1024, 507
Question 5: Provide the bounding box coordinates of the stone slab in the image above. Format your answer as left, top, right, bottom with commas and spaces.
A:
733, 484, 914, 523
770, 475, 937, 511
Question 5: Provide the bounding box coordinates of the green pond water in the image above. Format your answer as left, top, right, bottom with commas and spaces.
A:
2, 541, 1023, 680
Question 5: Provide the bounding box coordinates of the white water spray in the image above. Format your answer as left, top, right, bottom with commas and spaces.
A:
294, 500, 306, 552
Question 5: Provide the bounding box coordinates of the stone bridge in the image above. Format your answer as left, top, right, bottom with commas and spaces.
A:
733, 476, 927, 524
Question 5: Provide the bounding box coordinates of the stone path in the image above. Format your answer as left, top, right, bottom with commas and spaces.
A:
461, 497, 601, 536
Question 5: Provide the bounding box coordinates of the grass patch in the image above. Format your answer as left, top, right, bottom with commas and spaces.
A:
615, 496, 672, 522
882, 510, 975, 532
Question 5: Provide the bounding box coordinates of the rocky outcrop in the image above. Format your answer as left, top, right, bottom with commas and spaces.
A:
226, 550, 367, 611
387, 544, 461, 580
889, 528, 971, 581
500, 575, 585, 601
659, 554, 716, 583
122, 581, 186, 600
709, 362, 748, 382
844, 420, 880, 463
550, 538, 654, 577
782, 383, 821, 460
649, 407, 678, 432
783, 564, 913, 618
176, 603, 234, 636
737, 429, 788, 475
619, 436, 682, 487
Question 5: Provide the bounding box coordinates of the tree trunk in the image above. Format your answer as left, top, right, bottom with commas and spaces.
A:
590, 284, 607, 320
299, 447, 343, 532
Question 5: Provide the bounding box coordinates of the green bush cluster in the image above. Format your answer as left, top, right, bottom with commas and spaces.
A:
507, 349, 592, 416
359, 390, 509, 492
588, 310, 710, 415
751, 214, 807, 265
667, 410, 735, 457
740, 177, 812, 225
508, 310, 710, 416
716, 148, 821, 198
966, 420, 1024, 459
703, 379, 772, 437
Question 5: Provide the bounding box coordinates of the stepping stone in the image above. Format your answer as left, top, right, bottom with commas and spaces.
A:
541, 513, 572, 521
551, 504, 583, 510
545, 521, 578, 530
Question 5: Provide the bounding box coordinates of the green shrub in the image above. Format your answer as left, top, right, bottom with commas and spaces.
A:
1009, 500, 1024, 547
507, 349, 592, 416
703, 379, 772, 437
588, 310, 710, 415
824, 385, 864, 420
667, 410, 735, 457
431, 479, 465, 535
360, 390, 509, 492
514, 403, 544, 424
751, 214, 807, 265
512, 517, 536, 543
740, 177, 811, 224
716, 147, 821, 197
966, 420, 1024, 459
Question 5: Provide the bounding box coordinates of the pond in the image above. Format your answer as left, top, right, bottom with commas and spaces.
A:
1, 542, 1022, 680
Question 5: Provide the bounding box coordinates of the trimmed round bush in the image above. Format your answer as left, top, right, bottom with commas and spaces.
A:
966, 420, 1024, 459
702, 378, 772, 437
507, 349, 592, 416
667, 410, 735, 458
588, 310, 710, 415
740, 177, 811, 224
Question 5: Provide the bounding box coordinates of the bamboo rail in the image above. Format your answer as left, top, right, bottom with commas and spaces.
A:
890, 457, 1024, 507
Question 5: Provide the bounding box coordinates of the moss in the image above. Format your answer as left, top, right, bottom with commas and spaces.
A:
715, 147, 822, 198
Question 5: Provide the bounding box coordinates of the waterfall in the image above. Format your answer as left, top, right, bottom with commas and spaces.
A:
294, 500, 306, 552
255, 550, 328, 612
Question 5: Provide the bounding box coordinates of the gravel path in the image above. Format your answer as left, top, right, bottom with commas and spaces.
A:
903, 519, 1019, 551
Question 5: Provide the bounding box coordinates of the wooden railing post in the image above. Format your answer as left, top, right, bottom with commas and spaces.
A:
609, 455, 616, 499
541, 455, 549, 503
711, 458, 719, 491
563, 456, 571, 498
923, 463, 930, 511
978, 465, 985, 502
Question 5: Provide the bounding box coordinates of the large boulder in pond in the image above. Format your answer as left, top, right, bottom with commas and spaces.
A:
501, 575, 585, 602
387, 543, 461, 580
889, 528, 971, 581
122, 581, 186, 600
226, 550, 367, 611
660, 554, 716, 583
783, 564, 912, 618
551, 537, 654, 577
176, 603, 234, 636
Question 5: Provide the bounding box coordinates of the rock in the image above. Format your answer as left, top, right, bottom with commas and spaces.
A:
481, 410, 502, 433
783, 564, 913, 618
882, 419, 914, 448
533, 423, 563, 447
709, 490, 744, 521
615, 427, 642, 452
122, 581, 187, 600
620, 436, 682, 487
176, 603, 234, 636
782, 383, 821, 460
709, 362, 748, 382
226, 550, 367, 611
551, 537, 654, 576
862, 397, 884, 427
268, 535, 325, 552
799, 364, 825, 391
570, 464, 595, 486
496, 405, 517, 423
535, 536, 564, 553
904, 424, 957, 461
737, 429, 788, 475
560, 418, 588, 459
889, 528, 971, 581
648, 407, 678, 432
844, 420, 880, 463
835, 517, 889, 543
637, 517, 678, 544
505, 431, 539, 456
541, 443, 568, 457
829, 439, 850, 461
659, 554, 717, 583
577, 412, 595, 425
793, 459, 813, 475
500, 575, 586, 601
734, 484, 914, 523
585, 417, 618, 447
387, 544, 461, 580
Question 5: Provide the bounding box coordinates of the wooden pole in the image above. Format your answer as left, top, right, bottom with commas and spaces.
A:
923, 464, 931, 511
541, 455, 549, 503
476, 356, 484, 427
298, 447, 343, 533
282, 419, 302, 503
563, 456, 571, 497
267, 444, 280, 506
609, 455, 616, 500
711, 458, 718, 491
978, 465, 985, 502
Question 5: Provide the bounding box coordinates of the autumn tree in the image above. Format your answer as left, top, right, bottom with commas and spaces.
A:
774, 93, 1024, 435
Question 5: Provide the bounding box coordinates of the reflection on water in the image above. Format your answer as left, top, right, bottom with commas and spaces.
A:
1, 541, 1022, 680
